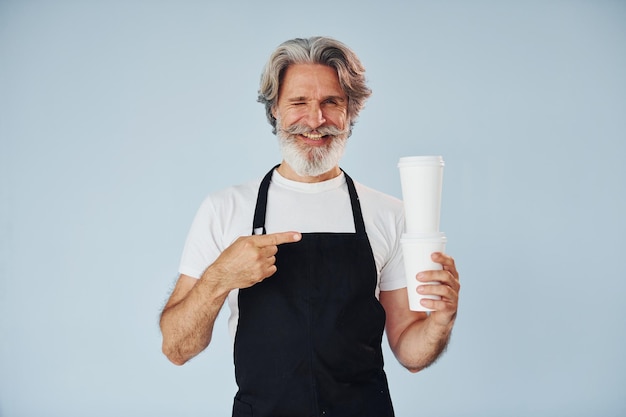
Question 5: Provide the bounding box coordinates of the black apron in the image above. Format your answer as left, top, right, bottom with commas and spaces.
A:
232, 166, 395, 417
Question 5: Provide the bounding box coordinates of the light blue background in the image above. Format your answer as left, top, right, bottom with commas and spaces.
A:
1, 1, 625, 416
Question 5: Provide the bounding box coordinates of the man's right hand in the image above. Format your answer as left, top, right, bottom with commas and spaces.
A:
160, 231, 301, 365
205, 231, 302, 291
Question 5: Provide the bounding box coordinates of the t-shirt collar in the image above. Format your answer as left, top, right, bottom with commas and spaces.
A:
271, 168, 346, 193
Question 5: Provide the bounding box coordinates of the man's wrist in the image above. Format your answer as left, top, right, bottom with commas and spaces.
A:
199, 265, 232, 301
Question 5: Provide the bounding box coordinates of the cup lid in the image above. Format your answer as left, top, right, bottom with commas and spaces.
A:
401, 231, 447, 242
397, 155, 445, 168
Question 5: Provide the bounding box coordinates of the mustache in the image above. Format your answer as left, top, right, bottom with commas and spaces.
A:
279, 123, 349, 137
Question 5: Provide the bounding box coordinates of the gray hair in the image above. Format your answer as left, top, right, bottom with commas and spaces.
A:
258, 36, 372, 134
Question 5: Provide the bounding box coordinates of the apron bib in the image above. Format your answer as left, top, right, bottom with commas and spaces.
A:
232, 166, 394, 417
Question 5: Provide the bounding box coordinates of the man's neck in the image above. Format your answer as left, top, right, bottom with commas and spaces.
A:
276, 162, 341, 183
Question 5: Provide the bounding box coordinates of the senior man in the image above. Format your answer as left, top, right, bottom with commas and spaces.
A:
160, 36, 460, 417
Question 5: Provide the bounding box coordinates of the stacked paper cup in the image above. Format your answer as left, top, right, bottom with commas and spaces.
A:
398, 156, 446, 312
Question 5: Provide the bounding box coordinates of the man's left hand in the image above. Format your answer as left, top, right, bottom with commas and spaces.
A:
416, 252, 460, 326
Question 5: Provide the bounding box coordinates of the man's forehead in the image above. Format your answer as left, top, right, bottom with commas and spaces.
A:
279, 64, 346, 97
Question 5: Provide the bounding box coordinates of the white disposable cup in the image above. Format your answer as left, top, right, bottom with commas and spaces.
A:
400, 232, 447, 312
397, 156, 444, 233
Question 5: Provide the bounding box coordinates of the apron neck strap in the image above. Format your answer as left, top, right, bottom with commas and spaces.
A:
252, 165, 367, 236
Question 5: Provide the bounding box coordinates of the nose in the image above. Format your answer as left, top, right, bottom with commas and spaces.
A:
305, 103, 326, 129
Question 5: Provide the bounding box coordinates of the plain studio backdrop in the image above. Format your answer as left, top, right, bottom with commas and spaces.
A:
1, 1, 625, 416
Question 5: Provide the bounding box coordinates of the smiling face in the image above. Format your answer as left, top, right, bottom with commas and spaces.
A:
272, 63, 351, 182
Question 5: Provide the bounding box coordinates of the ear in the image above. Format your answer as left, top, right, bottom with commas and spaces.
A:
271, 106, 278, 120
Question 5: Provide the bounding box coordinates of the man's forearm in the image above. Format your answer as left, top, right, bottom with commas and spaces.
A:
395, 317, 454, 373
160, 232, 302, 365
160, 276, 229, 365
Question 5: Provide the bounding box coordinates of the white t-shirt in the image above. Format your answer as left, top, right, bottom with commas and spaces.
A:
178, 169, 406, 339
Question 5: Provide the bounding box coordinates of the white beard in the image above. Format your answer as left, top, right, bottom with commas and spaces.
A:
276, 123, 350, 177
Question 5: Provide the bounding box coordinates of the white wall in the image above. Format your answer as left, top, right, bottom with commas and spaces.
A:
1, 1, 625, 416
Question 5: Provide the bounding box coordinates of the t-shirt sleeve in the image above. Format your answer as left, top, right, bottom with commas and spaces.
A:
378, 212, 407, 292
178, 196, 224, 279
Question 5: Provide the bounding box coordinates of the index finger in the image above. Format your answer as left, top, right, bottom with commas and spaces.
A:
254, 231, 302, 247
432, 252, 459, 280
